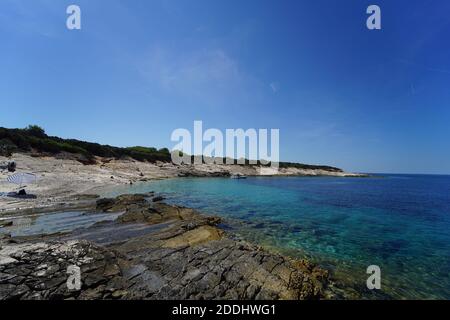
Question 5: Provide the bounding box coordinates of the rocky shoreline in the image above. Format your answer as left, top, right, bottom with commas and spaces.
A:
0, 193, 351, 300
0, 153, 370, 300
0, 153, 367, 214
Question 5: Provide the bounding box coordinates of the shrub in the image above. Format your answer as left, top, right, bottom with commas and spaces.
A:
0, 138, 17, 157
25, 125, 47, 138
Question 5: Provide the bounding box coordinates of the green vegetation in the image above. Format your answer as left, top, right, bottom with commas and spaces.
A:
0, 126, 171, 163
224, 159, 342, 172
277, 161, 342, 172
0, 125, 342, 172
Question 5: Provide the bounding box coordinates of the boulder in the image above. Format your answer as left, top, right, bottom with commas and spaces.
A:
7, 162, 16, 172
96, 194, 148, 212
95, 198, 116, 212
152, 196, 165, 202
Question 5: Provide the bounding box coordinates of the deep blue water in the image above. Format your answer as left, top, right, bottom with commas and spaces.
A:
106, 174, 450, 299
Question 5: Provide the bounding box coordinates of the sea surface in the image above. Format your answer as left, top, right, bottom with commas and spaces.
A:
107, 174, 450, 299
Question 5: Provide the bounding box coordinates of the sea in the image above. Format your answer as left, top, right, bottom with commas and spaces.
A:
106, 174, 450, 299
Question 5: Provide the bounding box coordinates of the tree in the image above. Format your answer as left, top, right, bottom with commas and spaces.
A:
25, 125, 46, 138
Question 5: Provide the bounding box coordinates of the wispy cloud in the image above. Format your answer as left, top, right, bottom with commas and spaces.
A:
138, 46, 265, 109
270, 82, 279, 93
146, 48, 240, 90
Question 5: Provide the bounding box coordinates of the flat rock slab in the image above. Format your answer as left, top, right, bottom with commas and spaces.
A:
0, 240, 127, 300
118, 237, 328, 300
0, 195, 334, 300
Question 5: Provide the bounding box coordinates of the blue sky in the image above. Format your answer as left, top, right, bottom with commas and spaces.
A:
1, 0, 449, 174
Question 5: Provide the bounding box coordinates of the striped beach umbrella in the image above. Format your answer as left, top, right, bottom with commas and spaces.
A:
7, 173, 37, 186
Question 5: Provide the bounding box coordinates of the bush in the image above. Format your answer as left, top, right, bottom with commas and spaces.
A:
0, 138, 17, 157
25, 125, 46, 138
127, 146, 158, 154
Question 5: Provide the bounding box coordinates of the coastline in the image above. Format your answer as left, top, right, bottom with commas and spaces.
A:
0, 153, 367, 300
0, 153, 367, 215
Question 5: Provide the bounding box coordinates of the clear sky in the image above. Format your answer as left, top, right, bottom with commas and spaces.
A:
1, 0, 449, 174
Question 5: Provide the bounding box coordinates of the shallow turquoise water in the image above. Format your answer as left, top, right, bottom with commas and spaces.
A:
106, 175, 450, 299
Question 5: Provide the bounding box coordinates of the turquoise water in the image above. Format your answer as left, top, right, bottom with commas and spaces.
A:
106, 175, 450, 299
